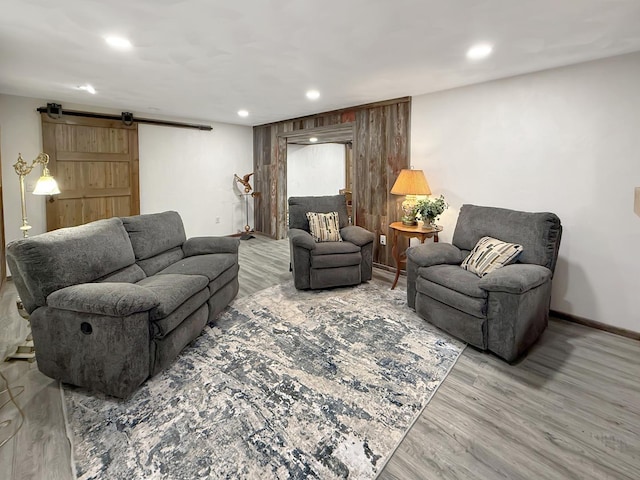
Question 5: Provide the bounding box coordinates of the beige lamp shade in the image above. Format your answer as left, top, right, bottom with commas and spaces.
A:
33, 170, 61, 195
390, 169, 431, 196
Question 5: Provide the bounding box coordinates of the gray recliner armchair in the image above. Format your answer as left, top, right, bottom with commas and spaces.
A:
288, 195, 375, 290
406, 204, 562, 362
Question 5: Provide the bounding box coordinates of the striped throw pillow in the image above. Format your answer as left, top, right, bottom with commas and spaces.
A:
461, 236, 523, 277
306, 212, 342, 242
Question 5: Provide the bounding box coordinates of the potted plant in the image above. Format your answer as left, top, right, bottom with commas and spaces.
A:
414, 195, 448, 228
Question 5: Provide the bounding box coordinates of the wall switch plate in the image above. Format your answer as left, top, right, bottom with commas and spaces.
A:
635, 187, 640, 218
215, 217, 220, 224
380, 234, 386, 245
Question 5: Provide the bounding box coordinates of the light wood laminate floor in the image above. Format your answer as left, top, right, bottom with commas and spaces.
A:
1, 234, 638, 479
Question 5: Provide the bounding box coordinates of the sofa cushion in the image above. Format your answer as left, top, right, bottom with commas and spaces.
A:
6, 217, 135, 312
47, 283, 159, 317
95, 264, 146, 283
311, 242, 360, 255
137, 274, 208, 320
311, 252, 361, 269
416, 276, 486, 319
137, 247, 185, 276
419, 265, 487, 298
158, 254, 237, 282
306, 212, 343, 242
208, 264, 240, 296
122, 211, 187, 260
310, 241, 363, 270
461, 236, 523, 277
152, 289, 210, 338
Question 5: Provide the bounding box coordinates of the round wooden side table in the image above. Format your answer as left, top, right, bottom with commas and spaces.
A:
389, 221, 443, 290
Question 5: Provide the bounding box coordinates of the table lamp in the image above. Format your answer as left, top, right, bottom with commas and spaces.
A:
390, 169, 431, 225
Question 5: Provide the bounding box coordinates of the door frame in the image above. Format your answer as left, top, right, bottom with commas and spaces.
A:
277, 123, 356, 235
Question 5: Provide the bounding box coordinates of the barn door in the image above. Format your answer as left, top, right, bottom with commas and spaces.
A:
41, 114, 140, 230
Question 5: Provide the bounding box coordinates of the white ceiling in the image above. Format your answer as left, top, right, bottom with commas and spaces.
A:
1, 0, 639, 126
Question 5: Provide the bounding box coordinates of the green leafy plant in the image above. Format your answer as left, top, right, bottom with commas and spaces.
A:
414, 195, 448, 224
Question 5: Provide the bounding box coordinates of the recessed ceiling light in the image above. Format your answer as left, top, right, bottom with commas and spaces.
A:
309, 137, 318, 143
466, 43, 493, 60
237, 109, 249, 117
306, 90, 320, 100
105, 36, 132, 50
78, 84, 96, 94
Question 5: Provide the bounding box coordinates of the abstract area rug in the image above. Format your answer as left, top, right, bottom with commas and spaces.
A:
63, 280, 464, 479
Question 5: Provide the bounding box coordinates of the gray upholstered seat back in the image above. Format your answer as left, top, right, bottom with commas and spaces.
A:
6, 218, 135, 313
452, 204, 562, 272
288, 195, 349, 232
121, 211, 187, 276
121, 211, 186, 259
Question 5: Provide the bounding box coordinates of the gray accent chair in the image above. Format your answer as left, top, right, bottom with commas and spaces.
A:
7, 211, 239, 398
406, 204, 562, 362
288, 195, 375, 290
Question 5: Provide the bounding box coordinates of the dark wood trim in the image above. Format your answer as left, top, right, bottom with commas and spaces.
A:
255, 97, 411, 128
550, 309, 640, 341
37, 106, 212, 131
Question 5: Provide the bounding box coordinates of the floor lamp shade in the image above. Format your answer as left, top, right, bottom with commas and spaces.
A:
33, 169, 61, 195
13, 152, 61, 237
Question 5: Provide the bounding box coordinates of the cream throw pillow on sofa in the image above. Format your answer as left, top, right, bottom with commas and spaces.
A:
461, 236, 523, 277
306, 212, 342, 242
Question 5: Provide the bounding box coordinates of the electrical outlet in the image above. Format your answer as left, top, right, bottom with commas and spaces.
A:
215, 217, 220, 224
380, 234, 386, 246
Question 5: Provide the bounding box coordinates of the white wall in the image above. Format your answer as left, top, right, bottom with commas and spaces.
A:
138, 124, 253, 237
411, 52, 640, 333
0, 93, 252, 244
287, 143, 346, 198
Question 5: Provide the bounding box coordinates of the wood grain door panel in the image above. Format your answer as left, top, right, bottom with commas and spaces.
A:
42, 114, 140, 230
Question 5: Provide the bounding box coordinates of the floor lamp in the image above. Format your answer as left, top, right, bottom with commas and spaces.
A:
13, 152, 61, 237
8, 153, 61, 362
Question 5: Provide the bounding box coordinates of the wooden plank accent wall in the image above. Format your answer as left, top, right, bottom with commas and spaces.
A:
253, 97, 410, 267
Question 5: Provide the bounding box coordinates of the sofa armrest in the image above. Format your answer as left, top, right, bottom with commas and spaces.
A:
478, 264, 552, 294
182, 236, 240, 256
340, 226, 375, 246
407, 243, 464, 268
289, 228, 316, 250
47, 283, 159, 316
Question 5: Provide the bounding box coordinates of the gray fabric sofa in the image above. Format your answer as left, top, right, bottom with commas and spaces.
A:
406, 204, 562, 362
7, 211, 239, 398
288, 195, 375, 290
